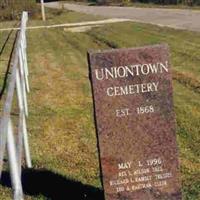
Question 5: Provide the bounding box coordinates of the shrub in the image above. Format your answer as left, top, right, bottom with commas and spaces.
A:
0, 0, 37, 21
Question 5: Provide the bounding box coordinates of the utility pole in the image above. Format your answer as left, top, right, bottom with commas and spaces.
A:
40, 0, 46, 21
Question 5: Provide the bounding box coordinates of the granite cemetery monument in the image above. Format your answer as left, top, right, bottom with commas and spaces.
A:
88, 44, 182, 200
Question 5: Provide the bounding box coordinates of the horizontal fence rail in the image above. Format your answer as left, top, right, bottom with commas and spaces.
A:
0, 11, 32, 200
0, 18, 132, 31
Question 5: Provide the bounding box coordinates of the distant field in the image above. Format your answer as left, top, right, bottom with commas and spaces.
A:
0, 8, 199, 200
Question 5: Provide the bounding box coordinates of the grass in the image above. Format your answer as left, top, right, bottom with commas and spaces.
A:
0, 0, 37, 21
0, 7, 200, 200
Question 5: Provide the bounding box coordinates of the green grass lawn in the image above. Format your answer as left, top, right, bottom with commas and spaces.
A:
0, 8, 199, 200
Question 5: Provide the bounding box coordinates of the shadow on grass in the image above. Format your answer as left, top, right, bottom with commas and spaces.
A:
1, 168, 104, 200
0, 30, 18, 100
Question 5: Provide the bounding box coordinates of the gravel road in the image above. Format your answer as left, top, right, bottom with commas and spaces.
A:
45, 2, 200, 32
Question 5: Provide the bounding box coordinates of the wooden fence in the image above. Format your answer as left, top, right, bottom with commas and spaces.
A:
0, 11, 32, 200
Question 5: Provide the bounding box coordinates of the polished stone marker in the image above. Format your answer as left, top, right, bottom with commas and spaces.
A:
88, 44, 182, 200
